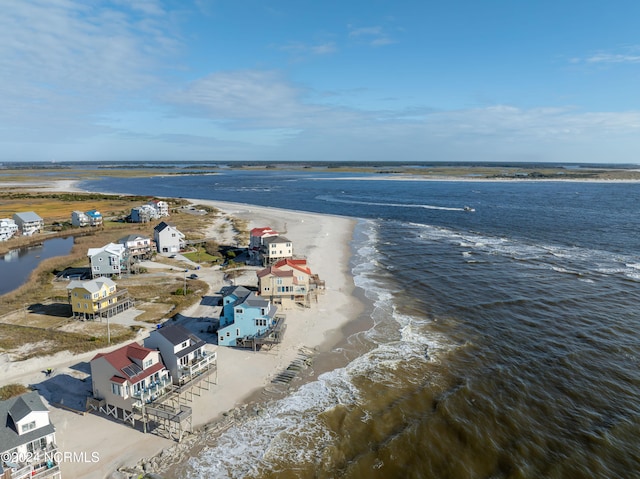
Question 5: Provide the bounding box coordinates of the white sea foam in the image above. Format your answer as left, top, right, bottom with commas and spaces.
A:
318, 194, 466, 211
185, 218, 452, 478
408, 221, 640, 282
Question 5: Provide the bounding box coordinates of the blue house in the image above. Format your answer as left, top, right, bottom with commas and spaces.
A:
218, 286, 283, 348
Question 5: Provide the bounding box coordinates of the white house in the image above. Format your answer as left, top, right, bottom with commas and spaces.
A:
130, 204, 158, 223
148, 199, 169, 217
0, 218, 18, 241
0, 392, 61, 479
153, 221, 184, 254
118, 234, 154, 261
12, 212, 44, 236
248, 227, 278, 263
262, 235, 293, 265
144, 324, 215, 385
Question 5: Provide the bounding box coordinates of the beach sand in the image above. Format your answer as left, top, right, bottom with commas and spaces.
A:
1, 189, 361, 478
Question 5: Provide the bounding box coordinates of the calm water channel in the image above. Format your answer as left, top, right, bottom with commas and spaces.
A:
0, 237, 74, 296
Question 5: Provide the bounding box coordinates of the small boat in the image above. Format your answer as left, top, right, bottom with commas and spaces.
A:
464, 206, 475, 212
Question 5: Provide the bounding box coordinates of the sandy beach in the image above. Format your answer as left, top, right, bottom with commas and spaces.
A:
0, 184, 361, 478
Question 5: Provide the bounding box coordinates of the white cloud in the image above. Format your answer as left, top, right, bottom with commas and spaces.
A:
348, 25, 394, 46
169, 70, 334, 128
0, 0, 180, 140
586, 53, 640, 64
277, 41, 337, 57
573, 46, 640, 65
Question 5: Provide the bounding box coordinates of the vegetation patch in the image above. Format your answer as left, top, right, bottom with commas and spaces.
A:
0, 384, 30, 400
0, 324, 137, 360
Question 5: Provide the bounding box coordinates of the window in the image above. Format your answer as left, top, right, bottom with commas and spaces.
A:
21, 421, 36, 433
181, 341, 189, 349
143, 358, 153, 368
111, 383, 123, 396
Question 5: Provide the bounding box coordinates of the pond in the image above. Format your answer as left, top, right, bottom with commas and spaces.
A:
0, 236, 74, 296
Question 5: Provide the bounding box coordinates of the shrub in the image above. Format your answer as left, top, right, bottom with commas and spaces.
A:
0, 384, 30, 400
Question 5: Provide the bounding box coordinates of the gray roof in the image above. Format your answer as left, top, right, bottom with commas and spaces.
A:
155, 324, 202, 346
67, 277, 116, 293
154, 324, 206, 359
263, 235, 291, 245
119, 234, 150, 243
13, 211, 43, 222
220, 285, 252, 300
242, 292, 270, 309
0, 392, 55, 454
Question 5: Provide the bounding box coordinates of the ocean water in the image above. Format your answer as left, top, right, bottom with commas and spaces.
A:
82, 172, 640, 478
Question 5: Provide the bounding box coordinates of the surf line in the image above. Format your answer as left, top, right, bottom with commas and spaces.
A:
321, 196, 465, 211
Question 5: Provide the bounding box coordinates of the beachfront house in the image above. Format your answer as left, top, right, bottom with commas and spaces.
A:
0, 391, 61, 479
148, 199, 169, 217
89, 342, 172, 424
130, 204, 158, 223
88, 242, 127, 278
118, 234, 154, 261
248, 227, 278, 263
153, 221, 184, 254
261, 235, 293, 265
71, 209, 103, 227
66, 277, 133, 321
12, 212, 44, 236
0, 218, 18, 241
144, 324, 216, 385
218, 286, 284, 348
257, 258, 323, 309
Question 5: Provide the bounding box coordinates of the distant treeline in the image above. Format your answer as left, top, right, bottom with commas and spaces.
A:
0, 192, 155, 202
3, 160, 639, 170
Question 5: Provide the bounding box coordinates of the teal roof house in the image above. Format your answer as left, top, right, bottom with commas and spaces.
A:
218, 286, 284, 348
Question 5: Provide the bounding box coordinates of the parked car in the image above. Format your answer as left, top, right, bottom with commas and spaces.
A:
188, 273, 198, 279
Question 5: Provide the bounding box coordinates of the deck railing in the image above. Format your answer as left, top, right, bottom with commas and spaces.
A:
132, 376, 172, 405
179, 351, 217, 381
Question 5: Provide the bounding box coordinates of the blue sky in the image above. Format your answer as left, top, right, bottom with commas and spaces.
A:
2, 0, 640, 164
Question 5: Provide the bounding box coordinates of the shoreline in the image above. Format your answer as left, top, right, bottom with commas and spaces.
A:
1, 180, 367, 478
114, 199, 364, 478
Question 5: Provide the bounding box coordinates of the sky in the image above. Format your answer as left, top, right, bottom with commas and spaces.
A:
2, 0, 640, 164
